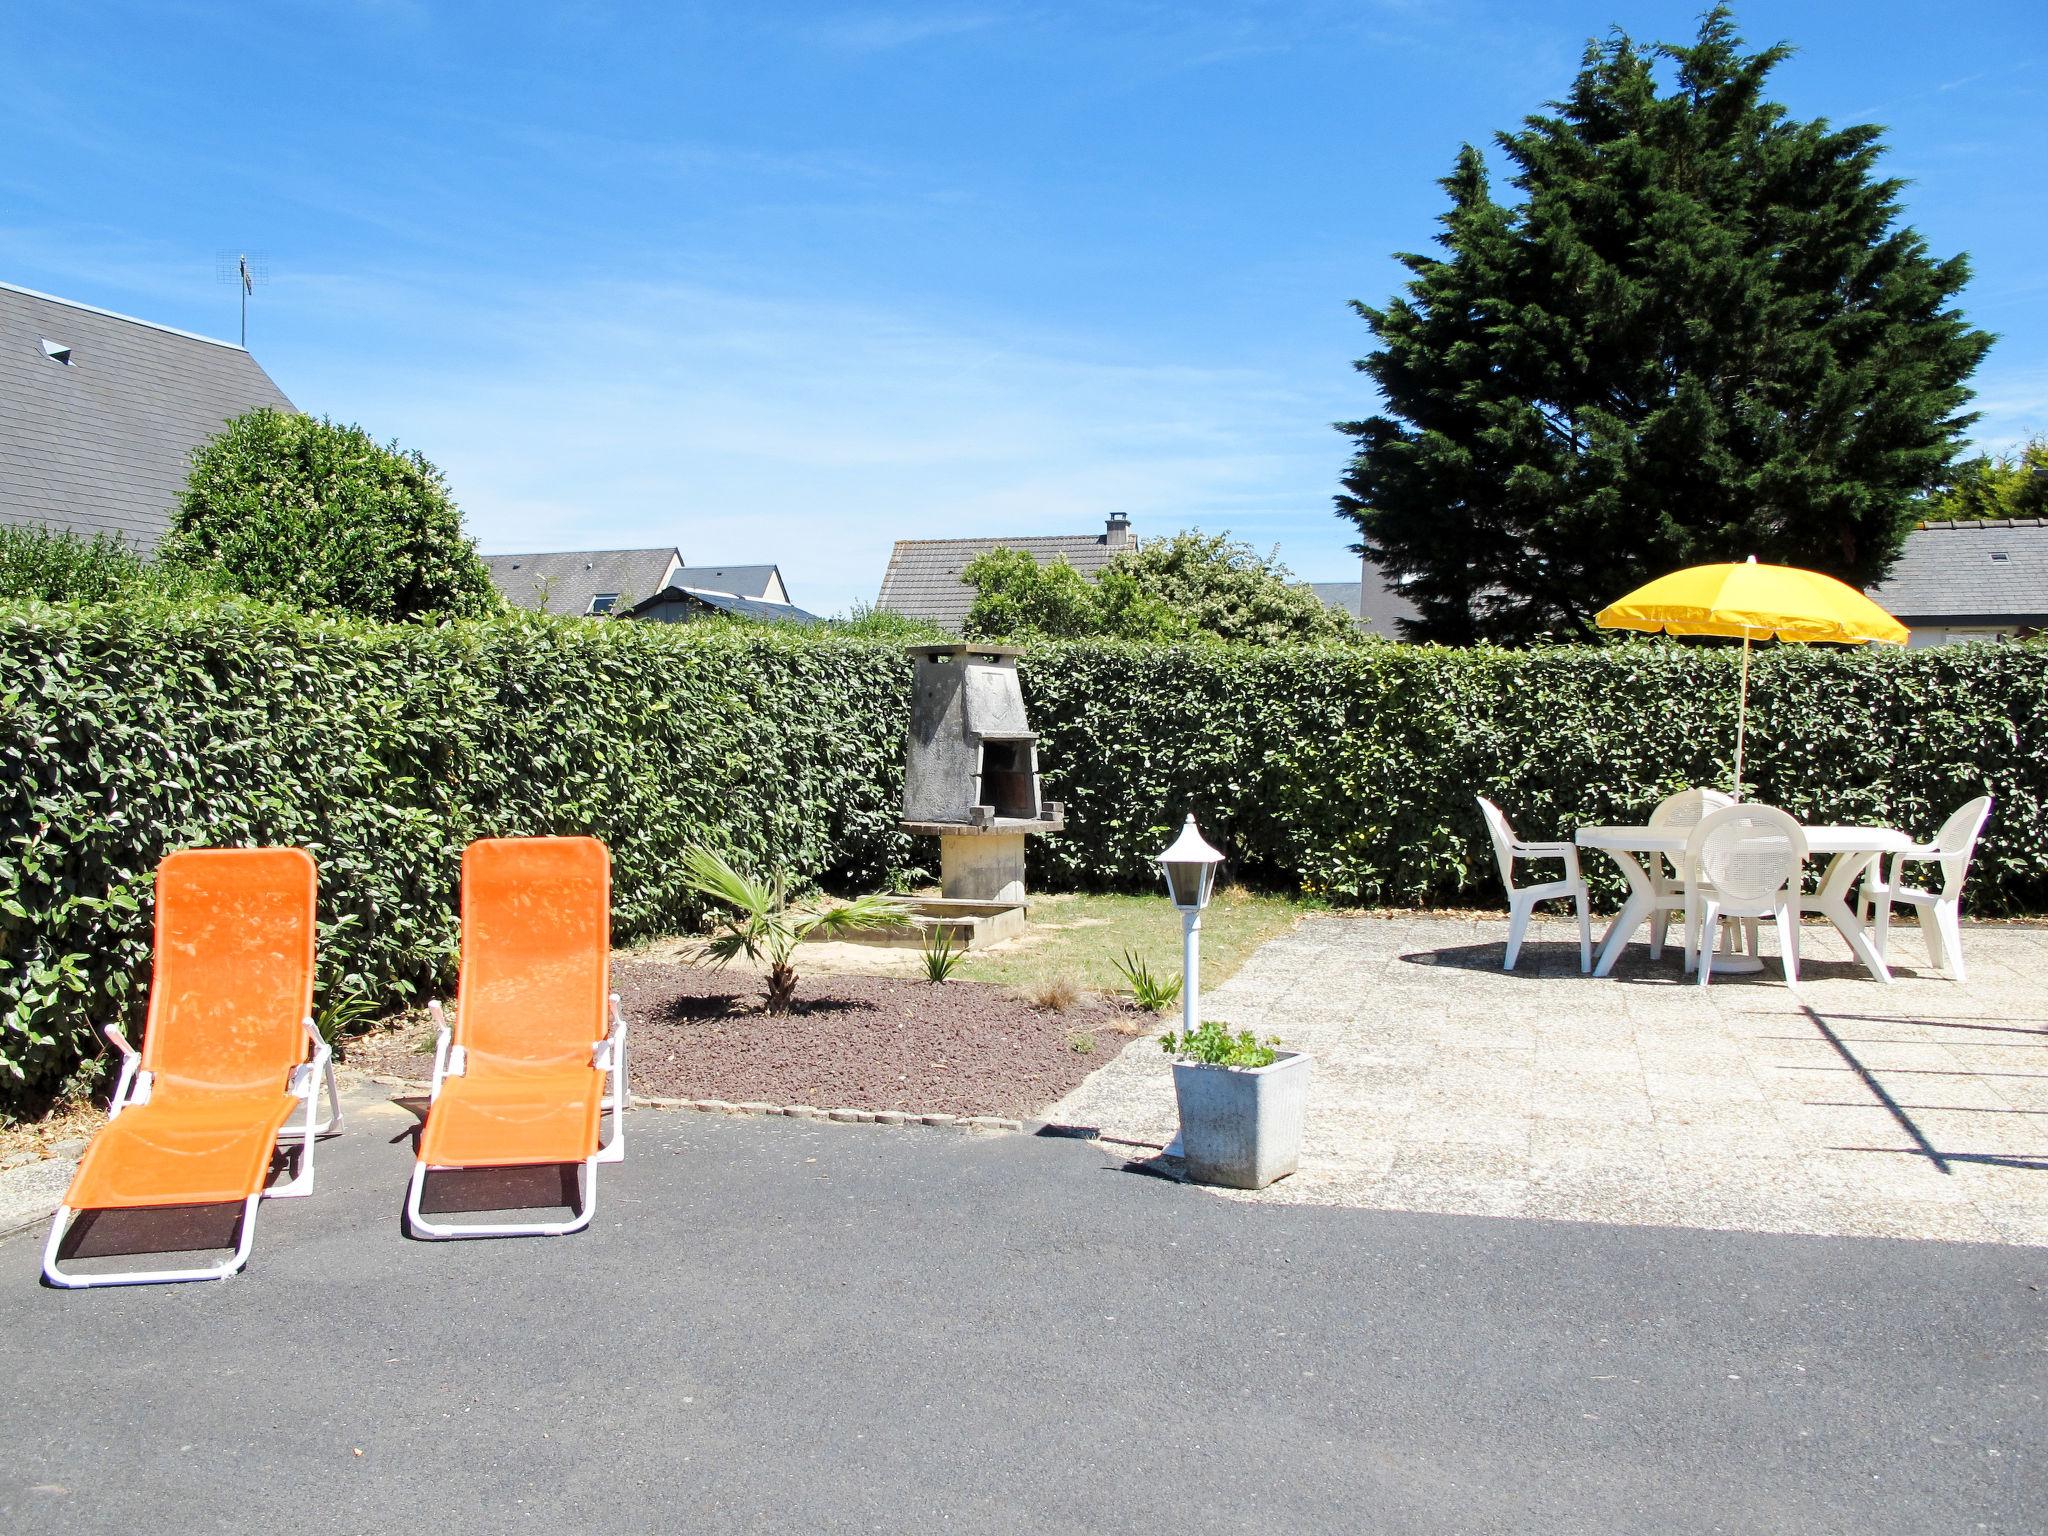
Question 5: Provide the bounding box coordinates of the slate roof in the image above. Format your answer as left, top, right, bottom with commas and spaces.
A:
1302, 564, 1424, 637
0, 280, 295, 548
684, 564, 784, 602
876, 519, 1137, 629
629, 585, 823, 624
484, 547, 681, 616
1303, 581, 1363, 619
1358, 560, 1422, 638
1869, 520, 2048, 626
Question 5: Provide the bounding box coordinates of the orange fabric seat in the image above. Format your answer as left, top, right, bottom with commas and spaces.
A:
66, 1087, 301, 1210
407, 836, 623, 1239
417, 1064, 605, 1168
43, 847, 332, 1288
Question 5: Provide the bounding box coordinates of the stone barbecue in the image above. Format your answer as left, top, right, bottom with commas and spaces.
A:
896, 644, 1064, 941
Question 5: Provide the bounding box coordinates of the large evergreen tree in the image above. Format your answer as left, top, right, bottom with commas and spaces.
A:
1336, 8, 1992, 643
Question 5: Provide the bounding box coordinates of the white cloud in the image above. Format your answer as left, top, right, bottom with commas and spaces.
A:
280, 273, 1356, 615
1967, 361, 2048, 453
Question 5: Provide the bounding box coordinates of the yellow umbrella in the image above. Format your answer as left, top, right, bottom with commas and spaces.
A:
1596, 555, 1909, 796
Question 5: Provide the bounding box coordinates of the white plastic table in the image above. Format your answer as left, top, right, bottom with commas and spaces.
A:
1574, 824, 1914, 982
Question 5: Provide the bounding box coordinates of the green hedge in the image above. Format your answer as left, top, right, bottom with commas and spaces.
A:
3, 600, 2043, 1107
1021, 641, 2045, 911
0, 603, 914, 1104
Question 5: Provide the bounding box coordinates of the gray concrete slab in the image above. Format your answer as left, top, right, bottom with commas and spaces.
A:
1, 1089, 2042, 1535
1053, 914, 2048, 1243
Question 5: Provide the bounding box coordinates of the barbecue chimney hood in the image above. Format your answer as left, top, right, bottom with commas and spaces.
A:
900, 644, 1063, 906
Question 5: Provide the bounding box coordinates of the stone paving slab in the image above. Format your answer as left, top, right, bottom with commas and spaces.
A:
1048, 912, 2048, 1244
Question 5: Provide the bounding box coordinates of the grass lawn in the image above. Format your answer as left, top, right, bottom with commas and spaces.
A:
953, 886, 1325, 1001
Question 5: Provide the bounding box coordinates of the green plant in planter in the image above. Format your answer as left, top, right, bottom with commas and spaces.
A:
1112, 948, 1183, 1013
1159, 1020, 1280, 1069
920, 925, 966, 983
680, 846, 908, 1013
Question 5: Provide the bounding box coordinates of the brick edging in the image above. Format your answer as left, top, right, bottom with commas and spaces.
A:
360, 1075, 1025, 1135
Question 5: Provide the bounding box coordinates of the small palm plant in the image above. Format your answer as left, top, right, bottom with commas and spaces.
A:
1111, 948, 1183, 1013
920, 924, 968, 984
680, 846, 908, 1013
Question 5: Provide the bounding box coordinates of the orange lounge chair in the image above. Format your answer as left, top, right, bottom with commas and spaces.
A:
42, 848, 341, 1288
406, 836, 626, 1239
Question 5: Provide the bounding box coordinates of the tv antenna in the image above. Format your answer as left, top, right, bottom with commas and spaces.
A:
214, 251, 269, 347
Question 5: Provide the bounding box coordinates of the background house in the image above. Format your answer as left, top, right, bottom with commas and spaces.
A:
627, 584, 820, 625
484, 547, 806, 620
483, 548, 682, 616
1869, 519, 2048, 644
1, 280, 293, 547
1308, 554, 1420, 638
684, 565, 792, 605
875, 513, 1136, 630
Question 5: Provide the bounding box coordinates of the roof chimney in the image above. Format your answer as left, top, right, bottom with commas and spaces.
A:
1106, 511, 1132, 548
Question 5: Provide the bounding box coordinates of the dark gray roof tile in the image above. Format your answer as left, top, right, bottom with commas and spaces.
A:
483, 548, 681, 616
1869, 522, 2048, 625
0, 281, 294, 548
876, 527, 1135, 628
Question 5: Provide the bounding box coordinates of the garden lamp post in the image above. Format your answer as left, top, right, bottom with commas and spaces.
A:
1156, 814, 1224, 1038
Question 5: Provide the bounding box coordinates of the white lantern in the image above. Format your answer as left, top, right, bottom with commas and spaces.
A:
1155, 814, 1224, 1037
1156, 814, 1224, 912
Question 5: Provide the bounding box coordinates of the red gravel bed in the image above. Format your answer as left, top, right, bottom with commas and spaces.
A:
344, 959, 1150, 1121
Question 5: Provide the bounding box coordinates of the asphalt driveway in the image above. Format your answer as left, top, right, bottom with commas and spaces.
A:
2, 1091, 2041, 1535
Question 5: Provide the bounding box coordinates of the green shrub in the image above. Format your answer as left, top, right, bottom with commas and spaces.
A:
160, 409, 500, 622
833, 603, 957, 644
919, 925, 966, 984
1019, 639, 2046, 912
963, 532, 1359, 645
0, 525, 221, 605
0, 605, 915, 1102
1111, 947, 1183, 1012
1160, 1021, 1279, 1069
0, 526, 143, 603
1, 601, 2042, 1108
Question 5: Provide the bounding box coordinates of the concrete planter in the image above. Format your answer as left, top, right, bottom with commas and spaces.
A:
1170, 1050, 1311, 1189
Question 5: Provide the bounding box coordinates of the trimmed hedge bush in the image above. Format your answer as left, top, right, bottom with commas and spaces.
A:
2, 600, 2042, 1106
0, 603, 911, 1104
1020, 640, 2044, 912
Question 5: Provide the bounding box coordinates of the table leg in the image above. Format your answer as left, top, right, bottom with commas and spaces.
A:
1591, 850, 1654, 978
1812, 852, 1893, 984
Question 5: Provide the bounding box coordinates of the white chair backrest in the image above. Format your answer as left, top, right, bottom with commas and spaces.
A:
1930, 795, 1993, 894
1688, 803, 1807, 907
1475, 796, 1518, 891
1649, 787, 1736, 832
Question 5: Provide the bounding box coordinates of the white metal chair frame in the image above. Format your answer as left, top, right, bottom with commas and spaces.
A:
404, 993, 628, 1241
42, 1017, 343, 1289
1686, 804, 1807, 989
1860, 796, 1993, 982
1477, 797, 1592, 973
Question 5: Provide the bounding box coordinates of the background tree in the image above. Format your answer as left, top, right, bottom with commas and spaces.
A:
1336, 7, 1992, 643
960, 547, 1104, 639
161, 409, 500, 623
0, 525, 225, 606
962, 532, 1358, 644
1917, 435, 2048, 523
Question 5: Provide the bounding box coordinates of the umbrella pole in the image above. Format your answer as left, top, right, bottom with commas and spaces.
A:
1733, 632, 1751, 800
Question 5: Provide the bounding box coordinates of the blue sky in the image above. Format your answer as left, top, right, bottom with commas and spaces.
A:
5, 2, 2044, 615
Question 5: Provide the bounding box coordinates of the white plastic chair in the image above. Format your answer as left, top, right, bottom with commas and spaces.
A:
1476, 796, 1591, 973
1861, 796, 1993, 981
1687, 804, 1807, 989
1646, 787, 1737, 965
